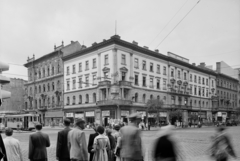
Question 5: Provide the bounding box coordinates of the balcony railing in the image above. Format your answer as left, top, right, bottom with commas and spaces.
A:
99, 80, 111, 86
119, 81, 132, 87
97, 99, 133, 106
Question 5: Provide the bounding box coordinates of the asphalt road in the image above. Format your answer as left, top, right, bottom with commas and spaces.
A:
1, 126, 240, 161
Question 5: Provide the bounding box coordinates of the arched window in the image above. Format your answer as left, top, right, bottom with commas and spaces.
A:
73, 96, 76, 105
143, 94, 146, 103
52, 96, 55, 107
48, 83, 50, 91
150, 95, 153, 100
47, 67, 50, 76
93, 93, 96, 103
79, 95, 82, 104
135, 93, 138, 102
43, 68, 45, 77
157, 95, 160, 100
39, 70, 41, 79
67, 97, 70, 105
86, 94, 89, 103
52, 82, 55, 91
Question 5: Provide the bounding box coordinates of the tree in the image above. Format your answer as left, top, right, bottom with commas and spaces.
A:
146, 99, 164, 126
188, 113, 198, 127
169, 109, 182, 125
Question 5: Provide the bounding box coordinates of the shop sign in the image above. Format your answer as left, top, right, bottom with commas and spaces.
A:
102, 111, 110, 117
121, 110, 129, 116
66, 113, 73, 117
159, 112, 167, 117
148, 113, 155, 118
85, 111, 94, 117
75, 113, 84, 119
217, 112, 222, 117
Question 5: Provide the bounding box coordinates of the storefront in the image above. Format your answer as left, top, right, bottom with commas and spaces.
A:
159, 112, 167, 124
66, 112, 74, 123
121, 110, 129, 123
85, 111, 95, 124
75, 112, 84, 119
45, 111, 64, 126
216, 112, 227, 122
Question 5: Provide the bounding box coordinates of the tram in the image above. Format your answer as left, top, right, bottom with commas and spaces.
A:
0, 114, 40, 131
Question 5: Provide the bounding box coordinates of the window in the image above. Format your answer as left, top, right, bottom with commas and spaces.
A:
85, 76, 89, 87
57, 60, 61, 74
212, 80, 214, 87
163, 80, 167, 90
43, 84, 46, 92
72, 79, 76, 89
150, 63, 153, 72
134, 58, 139, 68
135, 93, 138, 102
184, 73, 186, 80
72, 96, 76, 105
171, 96, 175, 104
122, 72, 126, 81
157, 65, 160, 74
150, 95, 153, 100
157, 95, 160, 100
79, 63, 82, 72
199, 76, 201, 84
93, 93, 96, 103
67, 67, 70, 75
142, 61, 146, 70
52, 82, 55, 91
190, 74, 192, 82
206, 79, 208, 85
202, 88, 205, 97
190, 85, 193, 94
85, 61, 89, 70
93, 58, 96, 68
150, 78, 153, 88
52, 66, 54, 75
47, 83, 50, 91
67, 97, 70, 105
163, 66, 166, 75
93, 75, 97, 86
104, 72, 109, 79
39, 85, 41, 93
143, 94, 146, 103
157, 79, 160, 89
142, 76, 146, 87
202, 78, 205, 85
67, 81, 70, 90
72, 65, 76, 74
135, 75, 138, 85
43, 68, 45, 77
52, 96, 55, 107
79, 95, 82, 104
105, 55, 109, 65
178, 71, 180, 79
194, 86, 197, 95
199, 87, 201, 96
86, 94, 89, 103
47, 67, 50, 76
171, 69, 174, 77
194, 75, 197, 83
121, 54, 126, 64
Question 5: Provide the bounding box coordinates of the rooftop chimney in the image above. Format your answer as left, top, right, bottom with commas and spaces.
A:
71, 41, 75, 44
143, 46, 149, 49
92, 42, 97, 46
199, 62, 206, 67
192, 63, 196, 66
82, 45, 87, 49
132, 41, 138, 45
103, 39, 106, 42
155, 49, 159, 53
111, 35, 120, 39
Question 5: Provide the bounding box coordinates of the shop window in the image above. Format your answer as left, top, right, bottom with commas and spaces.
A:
157, 95, 160, 100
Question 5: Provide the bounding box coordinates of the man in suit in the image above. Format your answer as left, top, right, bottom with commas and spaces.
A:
68, 118, 88, 161
87, 125, 98, 161
0, 131, 7, 161
56, 118, 72, 161
28, 123, 50, 161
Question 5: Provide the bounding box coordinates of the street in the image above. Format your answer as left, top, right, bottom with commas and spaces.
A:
1, 126, 240, 161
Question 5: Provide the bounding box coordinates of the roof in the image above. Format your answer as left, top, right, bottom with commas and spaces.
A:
217, 73, 239, 82
63, 35, 217, 76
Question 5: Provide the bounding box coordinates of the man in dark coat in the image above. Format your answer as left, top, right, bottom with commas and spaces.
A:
0, 133, 7, 161
56, 118, 72, 161
88, 125, 98, 161
28, 124, 50, 161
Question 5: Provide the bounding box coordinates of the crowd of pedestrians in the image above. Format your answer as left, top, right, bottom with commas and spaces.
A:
0, 112, 237, 161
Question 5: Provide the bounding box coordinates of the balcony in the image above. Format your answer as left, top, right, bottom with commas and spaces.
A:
119, 81, 132, 88
98, 80, 111, 87
38, 106, 47, 111
97, 99, 133, 106
169, 88, 190, 96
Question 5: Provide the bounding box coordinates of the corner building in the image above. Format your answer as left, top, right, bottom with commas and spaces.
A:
63, 35, 217, 125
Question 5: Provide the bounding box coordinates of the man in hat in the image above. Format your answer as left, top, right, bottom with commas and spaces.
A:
56, 118, 72, 161
88, 124, 99, 161
120, 113, 143, 161
68, 119, 88, 161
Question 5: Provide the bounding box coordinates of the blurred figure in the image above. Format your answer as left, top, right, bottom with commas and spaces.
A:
120, 113, 143, 161
153, 125, 177, 161
106, 129, 116, 161
28, 123, 50, 161
114, 133, 122, 161
3, 127, 22, 161
113, 125, 120, 143
0, 129, 7, 161
210, 127, 236, 161
56, 118, 72, 161
92, 126, 110, 161
68, 118, 88, 161
88, 125, 99, 161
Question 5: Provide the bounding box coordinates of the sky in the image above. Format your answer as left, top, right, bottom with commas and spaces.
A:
0, 0, 239, 80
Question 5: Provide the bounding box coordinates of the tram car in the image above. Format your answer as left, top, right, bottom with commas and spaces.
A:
0, 114, 40, 131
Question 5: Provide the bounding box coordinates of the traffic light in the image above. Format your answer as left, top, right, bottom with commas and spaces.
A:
0, 61, 11, 107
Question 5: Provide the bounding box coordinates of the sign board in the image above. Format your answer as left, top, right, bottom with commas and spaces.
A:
217, 112, 222, 117
66, 113, 73, 117
85, 111, 94, 117
75, 113, 84, 119
159, 112, 167, 117
121, 110, 129, 116
102, 111, 110, 117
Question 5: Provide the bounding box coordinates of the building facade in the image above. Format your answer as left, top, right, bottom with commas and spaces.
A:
24, 41, 81, 126
0, 78, 24, 114
63, 35, 217, 125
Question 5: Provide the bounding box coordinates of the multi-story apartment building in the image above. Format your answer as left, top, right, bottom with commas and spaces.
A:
0, 78, 26, 114
63, 35, 217, 125
24, 41, 81, 126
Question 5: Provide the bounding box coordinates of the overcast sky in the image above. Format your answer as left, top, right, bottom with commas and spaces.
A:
0, 0, 239, 80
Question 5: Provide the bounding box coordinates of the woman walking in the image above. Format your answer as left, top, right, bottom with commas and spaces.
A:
92, 126, 110, 161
